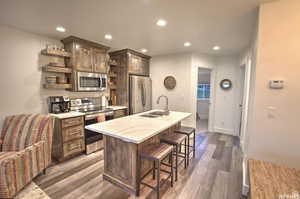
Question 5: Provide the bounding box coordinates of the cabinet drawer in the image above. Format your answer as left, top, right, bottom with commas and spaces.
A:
114, 109, 126, 118
62, 117, 83, 128
63, 139, 85, 157
62, 125, 84, 142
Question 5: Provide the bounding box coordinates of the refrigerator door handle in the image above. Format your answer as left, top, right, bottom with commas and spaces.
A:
141, 82, 146, 106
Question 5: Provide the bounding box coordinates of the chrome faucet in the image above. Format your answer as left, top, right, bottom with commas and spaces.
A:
156, 95, 169, 115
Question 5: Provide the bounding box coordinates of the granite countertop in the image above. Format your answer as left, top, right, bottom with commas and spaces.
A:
50, 112, 85, 119
248, 159, 300, 199
85, 110, 191, 144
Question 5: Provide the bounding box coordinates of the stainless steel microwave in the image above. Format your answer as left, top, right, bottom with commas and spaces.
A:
76, 72, 107, 91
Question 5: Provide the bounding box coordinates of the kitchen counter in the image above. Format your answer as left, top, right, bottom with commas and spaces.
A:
248, 159, 300, 199
108, 105, 127, 111
85, 109, 191, 196
85, 110, 191, 144
50, 112, 85, 119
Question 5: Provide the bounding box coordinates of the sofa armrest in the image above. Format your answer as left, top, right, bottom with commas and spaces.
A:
0, 141, 47, 198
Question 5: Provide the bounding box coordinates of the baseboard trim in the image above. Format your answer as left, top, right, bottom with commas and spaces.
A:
214, 127, 234, 135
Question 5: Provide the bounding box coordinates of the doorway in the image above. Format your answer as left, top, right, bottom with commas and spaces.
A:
196, 68, 212, 133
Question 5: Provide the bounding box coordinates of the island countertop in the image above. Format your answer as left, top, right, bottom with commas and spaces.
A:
85, 110, 191, 144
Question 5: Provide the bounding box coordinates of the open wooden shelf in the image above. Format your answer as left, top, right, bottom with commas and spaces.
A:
41, 49, 71, 58
109, 64, 120, 67
43, 66, 72, 73
109, 85, 117, 89
108, 74, 117, 78
44, 84, 72, 89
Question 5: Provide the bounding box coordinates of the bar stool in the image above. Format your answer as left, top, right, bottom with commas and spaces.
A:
160, 133, 187, 181
140, 143, 174, 199
174, 126, 196, 166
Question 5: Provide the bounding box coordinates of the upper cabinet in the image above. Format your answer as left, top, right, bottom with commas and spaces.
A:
109, 49, 151, 106
74, 44, 93, 72
127, 50, 151, 76
93, 48, 107, 73
62, 36, 110, 73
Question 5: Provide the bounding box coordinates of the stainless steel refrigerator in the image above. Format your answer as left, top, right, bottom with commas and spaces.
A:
129, 75, 152, 114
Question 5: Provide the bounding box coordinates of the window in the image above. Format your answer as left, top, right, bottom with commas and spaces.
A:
197, 84, 210, 99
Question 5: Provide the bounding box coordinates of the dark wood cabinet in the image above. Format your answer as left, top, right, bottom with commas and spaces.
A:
52, 116, 85, 162
74, 44, 93, 72
128, 53, 150, 76
93, 48, 107, 73
109, 49, 151, 106
62, 36, 110, 73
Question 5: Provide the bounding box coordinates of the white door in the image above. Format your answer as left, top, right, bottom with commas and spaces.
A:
237, 66, 246, 136
208, 69, 215, 132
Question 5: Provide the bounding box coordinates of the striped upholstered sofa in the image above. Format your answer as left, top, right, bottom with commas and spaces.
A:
0, 114, 53, 198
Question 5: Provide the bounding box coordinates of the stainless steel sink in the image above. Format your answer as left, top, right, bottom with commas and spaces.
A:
140, 114, 160, 118
149, 110, 169, 116
140, 110, 169, 118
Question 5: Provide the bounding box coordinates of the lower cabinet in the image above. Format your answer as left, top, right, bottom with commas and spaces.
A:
52, 116, 85, 162
113, 109, 127, 119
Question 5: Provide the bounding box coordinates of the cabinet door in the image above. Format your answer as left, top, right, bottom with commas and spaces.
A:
93, 48, 107, 73
140, 58, 150, 76
74, 44, 93, 72
128, 54, 142, 74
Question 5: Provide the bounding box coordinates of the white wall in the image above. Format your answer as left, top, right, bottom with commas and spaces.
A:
151, 51, 242, 135
150, 53, 194, 126
246, 0, 300, 168
0, 25, 103, 129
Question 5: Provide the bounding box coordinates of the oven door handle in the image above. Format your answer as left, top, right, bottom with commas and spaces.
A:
85, 114, 100, 120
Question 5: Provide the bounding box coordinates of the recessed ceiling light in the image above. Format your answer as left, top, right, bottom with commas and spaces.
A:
104, 34, 112, 40
141, 49, 148, 53
213, 46, 220, 50
156, 19, 167, 27
184, 42, 191, 47
56, 26, 66, 32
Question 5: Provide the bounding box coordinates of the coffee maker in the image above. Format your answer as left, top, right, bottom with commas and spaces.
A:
48, 96, 71, 114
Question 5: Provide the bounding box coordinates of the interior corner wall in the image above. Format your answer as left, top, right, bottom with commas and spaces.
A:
247, 0, 300, 168
0, 25, 103, 130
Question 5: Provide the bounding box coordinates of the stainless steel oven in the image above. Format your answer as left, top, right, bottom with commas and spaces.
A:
76, 72, 107, 91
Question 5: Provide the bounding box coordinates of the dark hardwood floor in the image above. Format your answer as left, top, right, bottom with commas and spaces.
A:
34, 132, 243, 199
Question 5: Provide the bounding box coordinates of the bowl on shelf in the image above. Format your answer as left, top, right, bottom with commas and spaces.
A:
46, 76, 57, 84
57, 76, 67, 84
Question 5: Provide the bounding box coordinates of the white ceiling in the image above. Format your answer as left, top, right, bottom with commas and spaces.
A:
0, 0, 263, 56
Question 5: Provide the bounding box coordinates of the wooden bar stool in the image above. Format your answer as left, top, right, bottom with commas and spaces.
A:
174, 126, 196, 166
140, 143, 174, 199
160, 133, 187, 181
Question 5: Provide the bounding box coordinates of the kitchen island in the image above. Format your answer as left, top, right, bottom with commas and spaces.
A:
85, 110, 191, 195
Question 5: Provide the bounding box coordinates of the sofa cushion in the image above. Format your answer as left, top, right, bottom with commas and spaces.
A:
0, 114, 53, 152
0, 142, 47, 198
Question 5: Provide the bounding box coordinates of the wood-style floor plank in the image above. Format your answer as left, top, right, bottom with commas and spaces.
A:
209, 170, 229, 199
33, 133, 243, 199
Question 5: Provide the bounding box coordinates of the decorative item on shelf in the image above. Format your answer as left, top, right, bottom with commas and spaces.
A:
57, 76, 68, 84
108, 72, 117, 77
46, 76, 57, 84
41, 44, 71, 58
164, 76, 176, 90
220, 79, 232, 90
